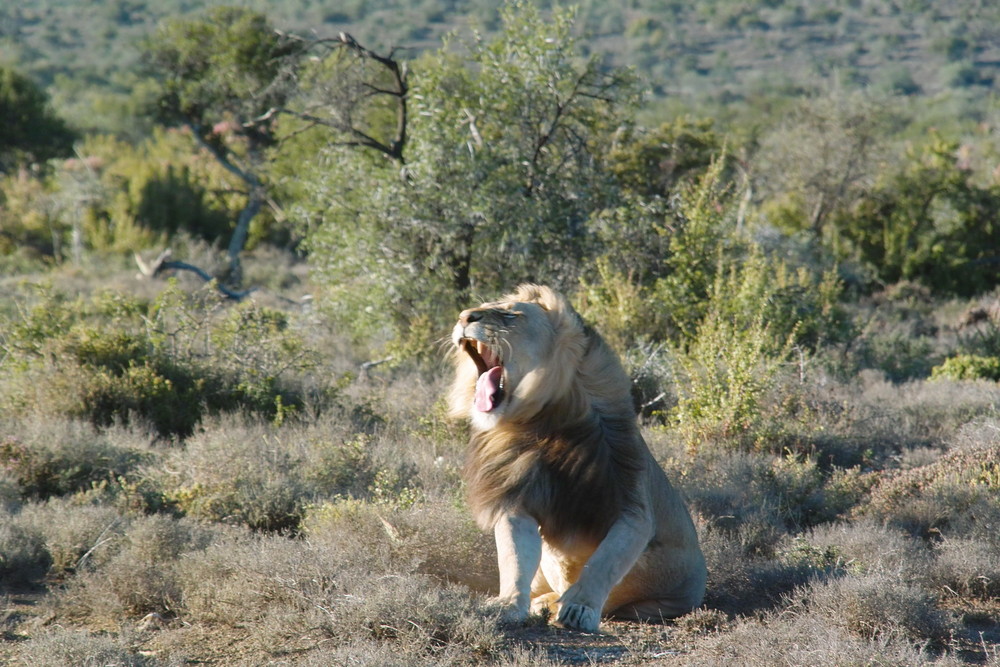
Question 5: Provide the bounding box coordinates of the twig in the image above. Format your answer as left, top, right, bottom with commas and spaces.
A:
640, 392, 667, 411
76, 518, 121, 571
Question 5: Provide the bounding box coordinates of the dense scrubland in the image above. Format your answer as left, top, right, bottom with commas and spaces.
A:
2, 1, 1000, 665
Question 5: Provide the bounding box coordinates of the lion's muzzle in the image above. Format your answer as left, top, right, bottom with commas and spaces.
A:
456, 315, 506, 413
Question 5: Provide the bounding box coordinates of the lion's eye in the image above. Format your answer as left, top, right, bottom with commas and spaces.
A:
500, 312, 518, 320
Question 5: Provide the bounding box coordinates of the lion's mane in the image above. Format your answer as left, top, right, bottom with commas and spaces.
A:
450, 284, 646, 545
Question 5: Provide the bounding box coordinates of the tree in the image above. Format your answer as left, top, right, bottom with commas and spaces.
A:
299, 2, 638, 350
833, 136, 1000, 295
142, 7, 304, 285
753, 90, 897, 253
0, 66, 77, 172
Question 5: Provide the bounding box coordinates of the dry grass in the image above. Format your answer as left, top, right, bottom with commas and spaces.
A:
2, 274, 1000, 665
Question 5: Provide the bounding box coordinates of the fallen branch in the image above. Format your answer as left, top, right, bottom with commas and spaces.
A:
360, 356, 394, 377
135, 249, 258, 300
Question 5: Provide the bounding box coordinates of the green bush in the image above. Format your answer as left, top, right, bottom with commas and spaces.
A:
669, 248, 841, 450
832, 137, 1000, 296
74, 131, 243, 252
930, 354, 1000, 381
0, 283, 318, 439
0, 424, 152, 501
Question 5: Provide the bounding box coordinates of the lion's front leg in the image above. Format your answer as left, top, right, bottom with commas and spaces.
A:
493, 513, 541, 622
556, 511, 653, 632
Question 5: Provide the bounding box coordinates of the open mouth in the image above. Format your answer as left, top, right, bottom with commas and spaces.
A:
460, 339, 505, 412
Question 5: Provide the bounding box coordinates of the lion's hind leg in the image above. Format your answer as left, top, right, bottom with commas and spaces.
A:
530, 591, 560, 617
529, 568, 558, 616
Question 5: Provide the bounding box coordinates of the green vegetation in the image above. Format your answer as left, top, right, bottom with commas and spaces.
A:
2, 1, 1000, 664
0, 66, 77, 171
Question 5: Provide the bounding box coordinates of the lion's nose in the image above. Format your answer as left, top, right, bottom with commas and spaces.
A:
459, 309, 485, 326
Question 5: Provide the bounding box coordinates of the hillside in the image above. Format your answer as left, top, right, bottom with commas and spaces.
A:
3, 0, 999, 134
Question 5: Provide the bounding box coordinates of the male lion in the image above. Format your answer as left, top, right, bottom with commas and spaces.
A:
449, 284, 706, 632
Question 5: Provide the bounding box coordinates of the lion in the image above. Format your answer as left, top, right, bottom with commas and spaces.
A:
449, 284, 706, 632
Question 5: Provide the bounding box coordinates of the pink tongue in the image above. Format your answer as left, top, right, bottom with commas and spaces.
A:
475, 366, 503, 412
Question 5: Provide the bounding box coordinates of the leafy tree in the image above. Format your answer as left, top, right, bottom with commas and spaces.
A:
754, 90, 898, 251
299, 2, 638, 351
141, 7, 304, 284
607, 117, 724, 199
0, 66, 77, 172
833, 135, 1000, 295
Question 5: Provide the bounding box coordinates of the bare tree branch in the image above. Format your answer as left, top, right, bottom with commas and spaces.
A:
135, 249, 258, 300
280, 32, 409, 163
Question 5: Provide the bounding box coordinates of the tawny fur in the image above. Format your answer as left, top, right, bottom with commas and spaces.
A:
450, 284, 706, 630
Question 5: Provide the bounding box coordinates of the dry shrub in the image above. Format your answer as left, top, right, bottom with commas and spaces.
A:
332, 575, 502, 658
0, 417, 154, 501
929, 537, 1000, 601
177, 529, 341, 627
0, 516, 49, 588
790, 519, 932, 579
0, 470, 20, 512
682, 450, 783, 529
18, 497, 125, 576
175, 529, 503, 662
682, 445, 872, 540
860, 420, 1000, 538
697, 520, 812, 615
685, 610, 964, 667
802, 374, 1000, 464
303, 496, 498, 593
858, 378, 1000, 445
152, 418, 313, 533
10, 627, 165, 667
152, 415, 419, 533
52, 515, 216, 624
791, 573, 954, 645
281, 637, 548, 667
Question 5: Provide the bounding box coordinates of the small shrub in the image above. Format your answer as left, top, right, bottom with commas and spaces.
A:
12, 627, 161, 667
0, 517, 50, 588
302, 435, 378, 497
55, 515, 214, 622
794, 520, 932, 580
930, 354, 1000, 381
0, 470, 20, 512
672, 308, 789, 450
860, 434, 1000, 538
691, 608, 963, 666
0, 418, 153, 501
698, 523, 813, 615
0, 283, 319, 439
303, 497, 498, 593
795, 574, 953, 645
928, 537, 1000, 600
18, 498, 125, 576
669, 246, 840, 451
155, 419, 313, 533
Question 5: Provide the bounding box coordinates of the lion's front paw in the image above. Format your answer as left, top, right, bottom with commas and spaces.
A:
489, 597, 530, 624
556, 602, 600, 632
